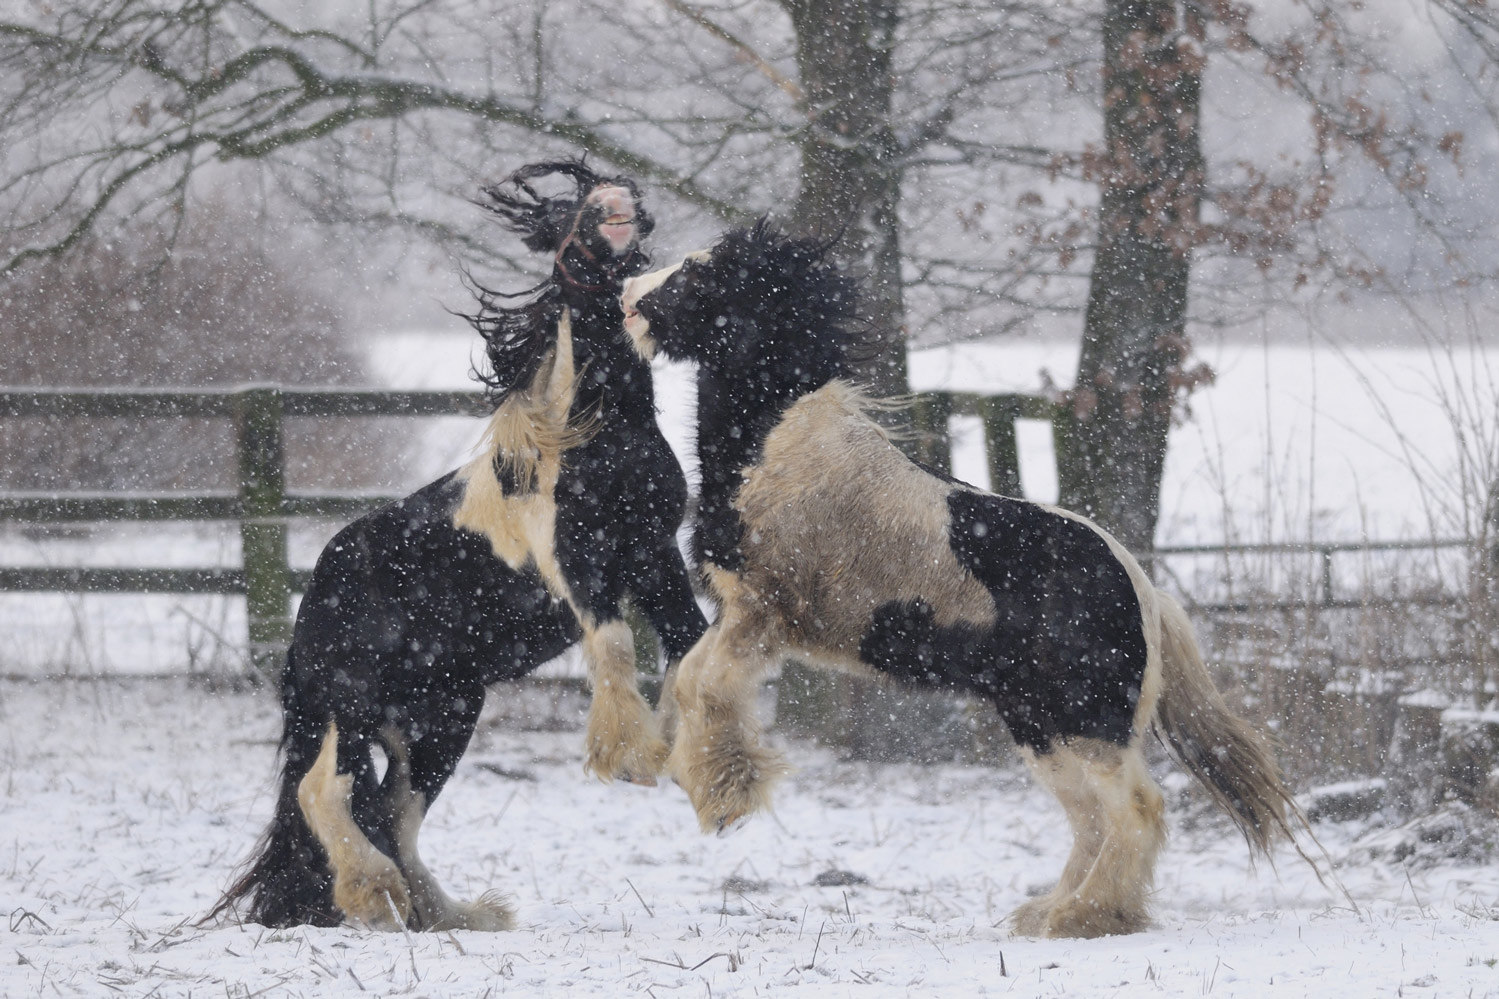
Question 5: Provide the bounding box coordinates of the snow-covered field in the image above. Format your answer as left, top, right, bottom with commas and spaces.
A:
4, 331, 1498, 994
2, 675, 1496, 998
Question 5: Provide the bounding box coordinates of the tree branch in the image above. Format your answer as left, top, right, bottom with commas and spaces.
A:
657, 0, 804, 104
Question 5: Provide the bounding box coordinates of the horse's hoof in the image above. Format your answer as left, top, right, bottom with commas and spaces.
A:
1044, 896, 1147, 938
1011, 893, 1146, 938
714, 810, 751, 837
584, 732, 669, 785
334, 863, 414, 931
1008, 896, 1053, 938
613, 768, 659, 787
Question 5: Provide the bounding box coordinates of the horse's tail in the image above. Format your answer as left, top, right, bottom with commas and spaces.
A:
206, 648, 339, 927
1151, 591, 1300, 857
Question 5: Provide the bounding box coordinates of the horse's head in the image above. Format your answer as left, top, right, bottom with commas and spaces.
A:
621, 221, 857, 368
481, 160, 654, 291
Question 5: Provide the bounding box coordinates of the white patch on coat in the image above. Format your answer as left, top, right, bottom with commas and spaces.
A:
620, 251, 711, 357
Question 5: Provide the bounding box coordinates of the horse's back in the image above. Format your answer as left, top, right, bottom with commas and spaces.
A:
733, 385, 1150, 750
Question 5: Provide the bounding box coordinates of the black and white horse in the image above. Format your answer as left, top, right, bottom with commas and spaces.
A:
213, 161, 706, 932
621, 223, 1300, 938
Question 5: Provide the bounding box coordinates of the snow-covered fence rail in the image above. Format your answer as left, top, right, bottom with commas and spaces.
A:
909, 389, 1058, 495
1156, 538, 1480, 613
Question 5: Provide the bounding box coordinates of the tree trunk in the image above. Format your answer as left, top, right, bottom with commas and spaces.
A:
776, 0, 922, 759
783, 0, 909, 399
1056, 0, 1204, 556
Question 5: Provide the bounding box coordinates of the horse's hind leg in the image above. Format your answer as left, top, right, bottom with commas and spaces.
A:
1011, 746, 1109, 935
1013, 739, 1165, 938
581, 617, 669, 784
296, 722, 413, 929
380, 726, 516, 932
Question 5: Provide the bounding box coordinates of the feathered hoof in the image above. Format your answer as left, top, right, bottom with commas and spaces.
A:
584, 726, 669, 786
1010, 893, 1147, 939
333, 858, 413, 931
715, 810, 752, 837
1008, 895, 1055, 938
425, 890, 517, 932
670, 733, 785, 835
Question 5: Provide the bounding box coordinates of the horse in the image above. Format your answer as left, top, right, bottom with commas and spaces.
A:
212, 161, 707, 932
620, 222, 1301, 938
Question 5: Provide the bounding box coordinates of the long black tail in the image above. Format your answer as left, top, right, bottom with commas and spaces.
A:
207, 650, 339, 927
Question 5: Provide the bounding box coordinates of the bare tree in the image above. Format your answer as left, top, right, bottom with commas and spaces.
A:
1049, 0, 1206, 555
0, 192, 388, 491
0, 2, 755, 270
3, 0, 1494, 544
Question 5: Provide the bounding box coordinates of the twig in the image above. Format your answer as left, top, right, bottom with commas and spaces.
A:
626, 878, 654, 918
8, 907, 51, 932
641, 954, 688, 969
805, 919, 827, 970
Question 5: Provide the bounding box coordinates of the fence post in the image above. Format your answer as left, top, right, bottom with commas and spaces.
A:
910, 392, 954, 476
235, 386, 292, 679
981, 396, 1022, 496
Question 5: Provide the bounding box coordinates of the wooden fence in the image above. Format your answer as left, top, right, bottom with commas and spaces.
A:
0, 386, 1048, 673
0, 387, 491, 671
1, 386, 1478, 675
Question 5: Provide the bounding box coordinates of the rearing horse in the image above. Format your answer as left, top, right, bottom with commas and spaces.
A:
623, 223, 1303, 938
213, 161, 706, 932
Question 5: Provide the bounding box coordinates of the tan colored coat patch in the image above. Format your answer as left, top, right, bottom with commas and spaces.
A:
452, 310, 582, 610
296, 723, 412, 928
726, 381, 996, 662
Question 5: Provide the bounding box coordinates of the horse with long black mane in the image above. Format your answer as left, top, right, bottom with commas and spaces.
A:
213, 161, 707, 932
621, 222, 1303, 938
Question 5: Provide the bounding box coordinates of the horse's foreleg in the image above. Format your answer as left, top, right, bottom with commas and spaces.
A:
654, 656, 682, 747
296, 722, 412, 929
626, 542, 709, 666
666, 625, 787, 833
581, 617, 668, 784
626, 544, 710, 747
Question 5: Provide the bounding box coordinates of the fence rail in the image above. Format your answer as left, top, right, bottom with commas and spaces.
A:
1, 386, 494, 670
2, 385, 1477, 671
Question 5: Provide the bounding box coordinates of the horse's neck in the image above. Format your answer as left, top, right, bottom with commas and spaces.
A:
559, 295, 655, 425
693, 355, 821, 528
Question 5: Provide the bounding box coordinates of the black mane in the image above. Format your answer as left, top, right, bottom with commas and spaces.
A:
687, 222, 864, 380
462, 280, 564, 409
478, 159, 654, 253
465, 159, 654, 407
665, 223, 866, 571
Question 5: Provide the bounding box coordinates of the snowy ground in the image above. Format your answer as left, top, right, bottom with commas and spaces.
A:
2, 676, 1496, 998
